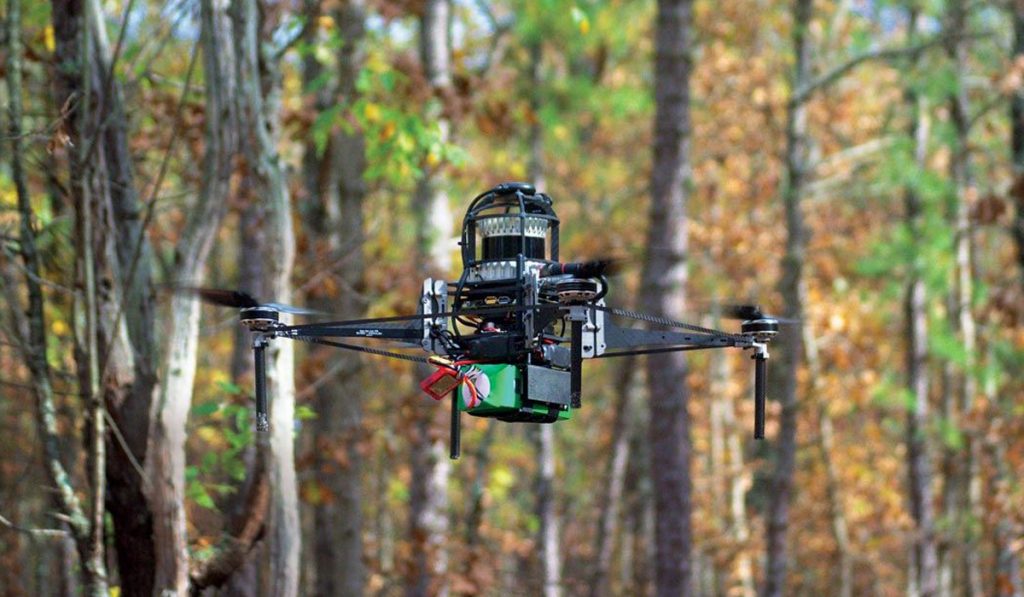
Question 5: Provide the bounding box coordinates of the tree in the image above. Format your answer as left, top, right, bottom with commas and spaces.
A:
902, 7, 939, 596
302, 0, 370, 594
408, 2, 455, 596
6, 0, 106, 591
641, 1, 695, 594
1013, 0, 1024, 284
147, 0, 238, 590
230, 0, 300, 593
50, 0, 162, 592
761, 1, 811, 595
528, 40, 565, 597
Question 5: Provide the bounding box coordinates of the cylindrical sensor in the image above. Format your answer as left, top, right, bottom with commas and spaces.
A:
477, 215, 549, 260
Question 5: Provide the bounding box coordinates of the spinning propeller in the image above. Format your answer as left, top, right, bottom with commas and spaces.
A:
177, 287, 323, 315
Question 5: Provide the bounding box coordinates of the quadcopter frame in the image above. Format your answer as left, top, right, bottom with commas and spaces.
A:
221, 183, 778, 460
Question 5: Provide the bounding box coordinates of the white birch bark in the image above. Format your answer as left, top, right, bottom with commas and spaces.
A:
231, 0, 299, 594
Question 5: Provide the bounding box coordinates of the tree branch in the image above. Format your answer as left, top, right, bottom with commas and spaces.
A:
789, 30, 990, 108
0, 514, 70, 539
188, 443, 269, 592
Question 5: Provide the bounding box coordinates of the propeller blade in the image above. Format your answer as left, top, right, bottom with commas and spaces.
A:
773, 316, 801, 325
540, 256, 629, 278
174, 287, 323, 316
177, 287, 261, 309
721, 304, 766, 321
263, 302, 325, 316
718, 303, 801, 324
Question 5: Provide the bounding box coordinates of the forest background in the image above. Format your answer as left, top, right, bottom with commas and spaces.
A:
0, 0, 1022, 596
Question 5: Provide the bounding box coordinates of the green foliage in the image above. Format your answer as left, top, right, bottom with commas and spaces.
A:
187, 395, 253, 509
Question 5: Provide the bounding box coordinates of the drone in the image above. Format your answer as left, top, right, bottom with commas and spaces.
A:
188, 182, 780, 459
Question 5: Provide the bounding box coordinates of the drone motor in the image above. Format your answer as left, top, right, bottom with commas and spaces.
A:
740, 317, 780, 343
239, 307, 280, 331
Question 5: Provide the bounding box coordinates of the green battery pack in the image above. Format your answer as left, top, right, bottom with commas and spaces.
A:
457, 364, 572, 422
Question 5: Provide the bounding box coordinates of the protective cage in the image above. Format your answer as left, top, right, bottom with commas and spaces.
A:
460, 182, 560, 271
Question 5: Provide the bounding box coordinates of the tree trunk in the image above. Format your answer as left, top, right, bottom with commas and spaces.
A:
942, 5, 983, 596
534, 424, 562, 597
304, 1, 369, 594
903, 9, 939, 596
761, 1, 811, 595
408, 2, 454, 596
1013, 0, 1024, 285
147, 1, 238, 592
589, 359, 636, 597
525, 39, 563, 597
981, 338, 1024, 597
806, 327, 851, 597
641, 2, 694, 594
723, 361, 755, 597
51, 0, 161, 592
218, 193, 267, 597
231, 0, 300, 594
8, 0, 107, 591
708, 318, 754, 597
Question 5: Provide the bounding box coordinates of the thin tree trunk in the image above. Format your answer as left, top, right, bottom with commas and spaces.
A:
306, 1, 369, 594
943, 5, 983, 596
723, 363, 755, 597
1012, 0, 1024, 284
51, 0, 161, 592
219, 192, 266, 597
761, 1, 811, 595
708, 315, 754, 597
231, 0, 300, 594
148, 1, 238, 591
8, 0, 106, 591
981, 338, 1023, 597
805, 326, 852, 597
408, 2, 454, 596
589, 359, 636, 597
534, 424, 562, 597
463, 421, 498, 549
903, 9, 939, 596
642, 1, 694, 595
525, 39, 563, 597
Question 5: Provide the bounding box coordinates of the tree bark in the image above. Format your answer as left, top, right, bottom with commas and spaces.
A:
941, 5, 983, 596
51, 0, 161, 592
903, 9, 939, 596
408, 2, 454, 596
588, 359, 636, 597
762, 1, 811, 595
641, 1, 694, 595
303, 0, 370, 594
1013, 0, 1024, 285
805, 328, 852, 597
708, 318, 754, 597
231, 0, 300, 594
147, 1, 238, 592
525, 39, 563, 597
8, 0, 107, 591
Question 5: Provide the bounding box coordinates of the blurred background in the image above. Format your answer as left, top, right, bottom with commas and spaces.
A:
0, 0, 1021, 595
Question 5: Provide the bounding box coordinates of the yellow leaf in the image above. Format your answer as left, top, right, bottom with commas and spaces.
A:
579, 16, 590, 35
44, 26, 55, 53
51, 320, 69, 336
317, 15, 335, 30
364, 102, 381, 123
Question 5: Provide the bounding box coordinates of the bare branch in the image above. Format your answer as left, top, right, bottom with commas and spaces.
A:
789, 30, 991, 108
0, 514, 70, 539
